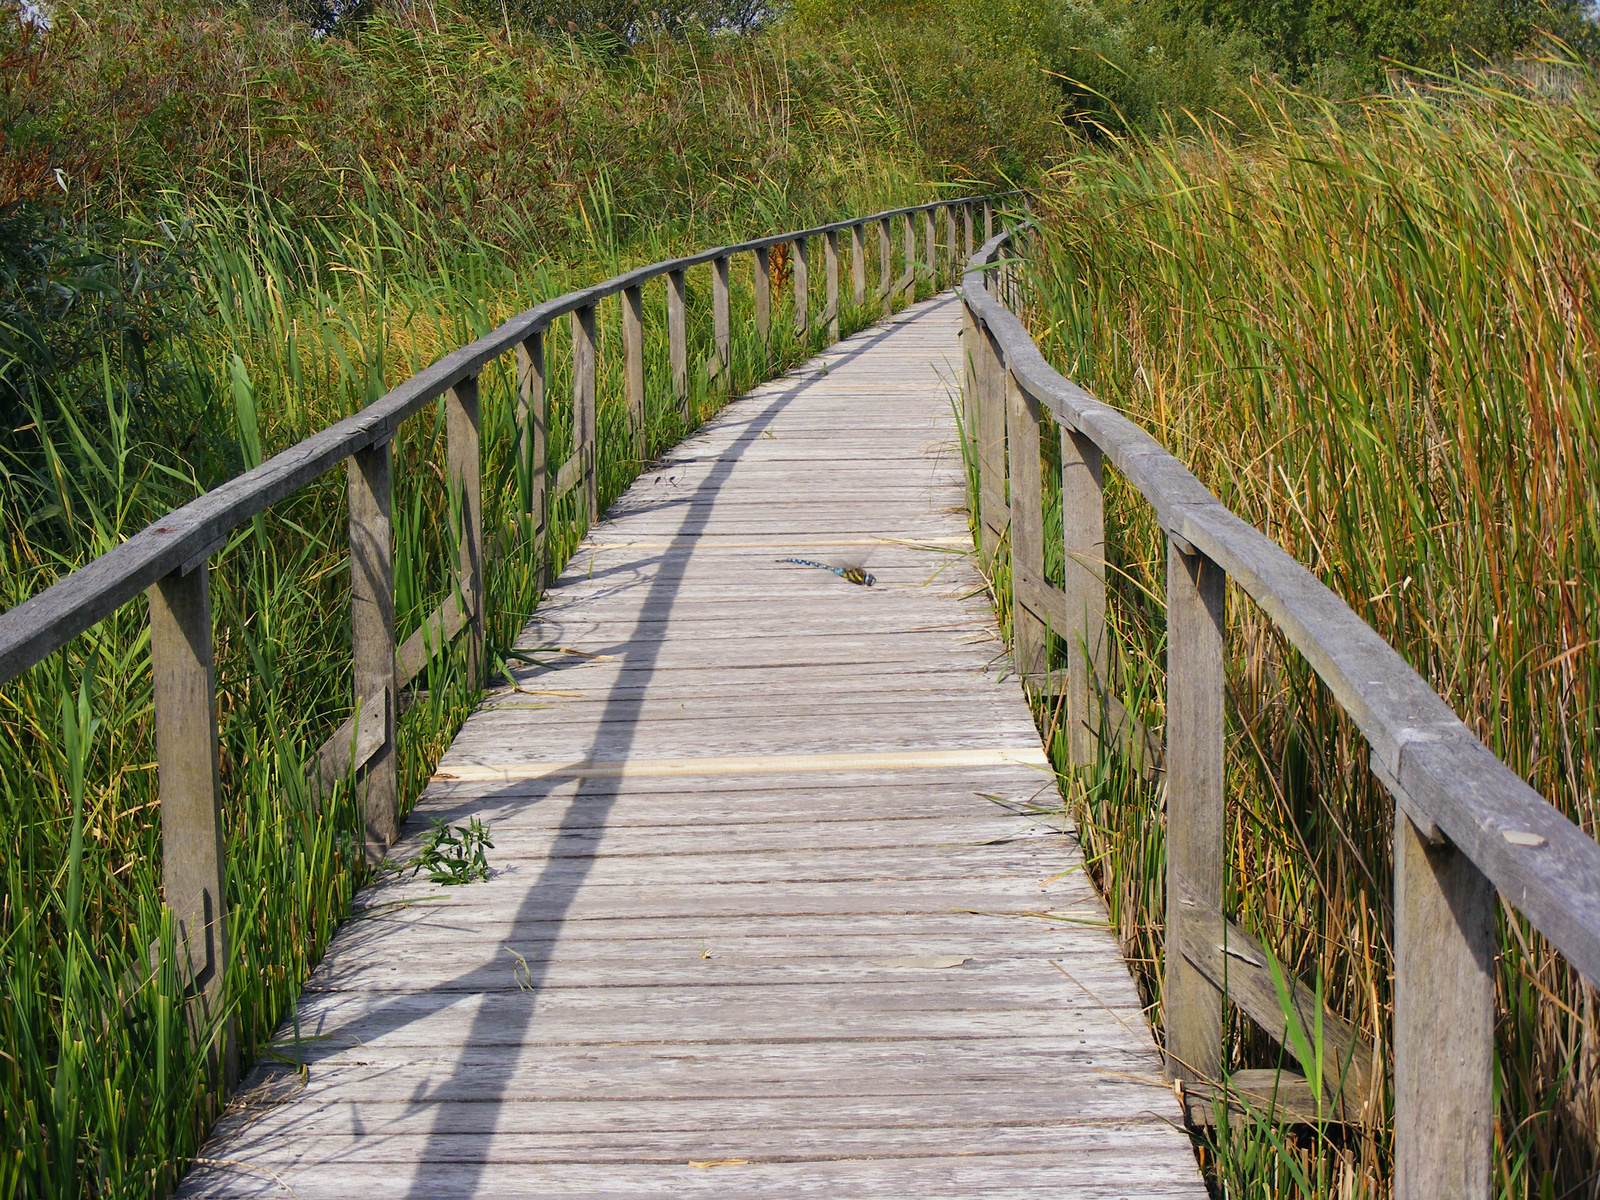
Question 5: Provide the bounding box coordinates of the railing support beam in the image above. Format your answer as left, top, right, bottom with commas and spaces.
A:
1061, 428, 1106, 767
348, 439, 397, 858
667, 268, 688, 421
1164, 541, 1225, 1087
149, 561, 236, 1087
712, 255, 731, 390
447, 373, 485, 686
824, 230, 840, 341
1394, 814, 1495, 1200
622, 284, 645, 460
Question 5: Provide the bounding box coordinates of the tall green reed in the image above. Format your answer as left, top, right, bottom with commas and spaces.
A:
988, 61, 1600, 1198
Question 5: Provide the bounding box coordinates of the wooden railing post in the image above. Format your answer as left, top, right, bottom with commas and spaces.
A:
964, 202, 975, 260
754, 246, 772, 347
712, 255, 731, 389
348, 439, 397, 857
1164, 540, 1226, 1087
984, 199, 994, 243
851, 223, 866, 307
447, 373, 485, 686
878, 217, 893, 317
1061, 428, 1106, 767
149, 561, 235, 1086
923, 208, 936, 287
946, 205, 959, 286
1005, 369, 1048, 683
667, 268, 688, 420
1394, 814, 1495, 1199
571, 307, 598, 523
793, 236, 809, 337
901, 213, 916, 301
515, 330, 548, 582
622, 285, 645, 461
824, 229, 840, 341
974, 321, 1008, 564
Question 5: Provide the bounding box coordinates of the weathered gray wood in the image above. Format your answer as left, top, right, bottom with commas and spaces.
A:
1394, 812, 1494, 1200
878, 217, 893, 316
667, 268, 688, 419
983, 200, 993, 243
975, 323, 1008, 564
308, 685, 388, 804
347, 440, 397, 855
0, 196, 1014, 690
1005, 369, 1048, 683
571, 306, 599, 523
1061, 427, 1105, 768
1173, 876, 1376, 1118
964, 203, 974, 260
753, 246, 771, 347
946, 205, 959, 286
900, 212, 916, 299
712, 255, 730, 389
446, 374, 484, 686
1163, 541, 1225, 1086
824, 229, 840, 341
1182, 1069, 1324, 1125
792, 236, 809, 336
851, 223, 866, 307
923, 208, 936, 286
395, 591, 469, 687
149, 564, 235, 1085
179, 297, 1201, 1200
515, 330, 547, 537
622, 284, 645, 460
963, 233, 1600, 988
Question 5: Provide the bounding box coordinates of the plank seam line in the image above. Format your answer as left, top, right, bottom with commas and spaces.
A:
433, 747, 1051, 782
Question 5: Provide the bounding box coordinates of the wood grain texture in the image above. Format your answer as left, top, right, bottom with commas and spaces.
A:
348, 440, 398, 854
178, 295, 1202, 1200
447, 374, 485, 684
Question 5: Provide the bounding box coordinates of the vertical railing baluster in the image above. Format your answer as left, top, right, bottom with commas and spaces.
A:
754, 245, 772, 349
901, 213, 916, 301
1005, 369, 1048, 684
825, 229, 840, 342
878, 217, 893, 317
622, 285, 645, 462
667, 268, 688, 421
793, 236, 809, 337
149, 562, 235, 1086
1061, 428, 1106, 767
571, 307, 598, 524
923, 208, 936, 290
712, 255, 731, 391
447, 374, 484, 685
975, 321, 1008, 564
515, 330, 547, 579
1394, 815, 1495, 1199
1164, 540, 1225, 1088
348, 439, 397, 857
984, 199, 994, 243
946, 205, 959, 285
852, 223, 866, 308
965, 202, 975, 260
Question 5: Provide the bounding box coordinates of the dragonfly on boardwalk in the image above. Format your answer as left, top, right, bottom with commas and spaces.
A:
775, 558, 876, 587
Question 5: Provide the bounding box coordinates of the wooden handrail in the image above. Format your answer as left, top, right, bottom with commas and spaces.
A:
0, 188, 1012, 1097
0, 193, 1016, 684
961, 224, 1600, 1197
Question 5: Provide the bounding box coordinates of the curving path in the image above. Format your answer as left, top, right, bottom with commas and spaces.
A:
178, 294, 1206, 1198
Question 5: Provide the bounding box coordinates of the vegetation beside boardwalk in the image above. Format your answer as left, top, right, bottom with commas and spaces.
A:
5, 0, 1600, 1193
985, 63, 1600, 1199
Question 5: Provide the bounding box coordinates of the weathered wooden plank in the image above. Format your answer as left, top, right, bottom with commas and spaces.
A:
668, 268, 688, 418
623, 284, 646, 458
148, 563, 235, 1085
347, 440, 397, 854
179, 296, 1201, 1200
711, 255, 730, 387
1394, 811, 1494, 1198
1006, 369, 1049, 682
1163, 542, 1225, 1085
446, 373, 484, 685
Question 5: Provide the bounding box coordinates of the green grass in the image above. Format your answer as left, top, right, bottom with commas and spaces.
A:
967, 60, 1600, 1199
0, 68, 962, 1200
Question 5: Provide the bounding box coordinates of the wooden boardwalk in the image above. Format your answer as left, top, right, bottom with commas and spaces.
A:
181, 294, 1205, 1198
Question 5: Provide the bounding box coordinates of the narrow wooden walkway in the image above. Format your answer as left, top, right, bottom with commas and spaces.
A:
181, 295, 1205, 1198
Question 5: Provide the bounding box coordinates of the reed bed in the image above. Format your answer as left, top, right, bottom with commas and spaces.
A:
972, 63, 1600, 1197
0, 152, 946, 1195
